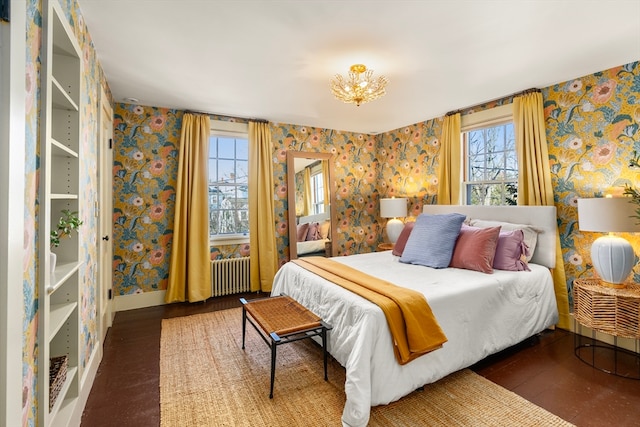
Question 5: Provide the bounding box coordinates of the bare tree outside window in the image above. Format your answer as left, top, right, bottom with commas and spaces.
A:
464, 123, 518, 206
209, 135, 249, 236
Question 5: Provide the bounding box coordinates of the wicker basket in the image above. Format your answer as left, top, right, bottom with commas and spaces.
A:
574, 278, 640, 339
49, 355, 68, 410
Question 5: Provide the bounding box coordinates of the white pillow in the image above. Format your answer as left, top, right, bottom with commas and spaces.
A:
468, 219, 541, 262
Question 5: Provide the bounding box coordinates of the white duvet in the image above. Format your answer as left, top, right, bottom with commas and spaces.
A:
296, 238, 330, 255
271, 251, 559, 427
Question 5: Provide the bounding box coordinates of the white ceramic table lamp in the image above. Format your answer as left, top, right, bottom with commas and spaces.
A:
577, 197, 640, 286
380, 197, 407, 244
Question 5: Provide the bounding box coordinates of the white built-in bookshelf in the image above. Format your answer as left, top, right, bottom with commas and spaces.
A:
38, 0, 83, 425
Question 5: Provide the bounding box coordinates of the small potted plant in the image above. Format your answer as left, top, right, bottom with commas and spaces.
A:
50, 209, 83, 272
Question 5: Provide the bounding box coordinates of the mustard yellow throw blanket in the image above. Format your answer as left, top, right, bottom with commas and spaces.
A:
292, 257, 447, 365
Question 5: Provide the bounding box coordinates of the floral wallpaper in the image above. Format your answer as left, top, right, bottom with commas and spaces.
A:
112, 105, 183, 295
22, 0, 111, 424
23, 2, 41, 424
112, 106, 250, 295
543, 61, 640, 304
377, 119, 443, 221
270, 126, 383, 263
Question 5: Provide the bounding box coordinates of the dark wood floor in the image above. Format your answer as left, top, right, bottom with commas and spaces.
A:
81, 293, 640, 427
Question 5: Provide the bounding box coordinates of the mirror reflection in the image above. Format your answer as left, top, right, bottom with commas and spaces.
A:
287, 151, 336, 259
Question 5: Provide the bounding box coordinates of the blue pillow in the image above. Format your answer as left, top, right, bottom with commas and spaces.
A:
399, 213, 466, 268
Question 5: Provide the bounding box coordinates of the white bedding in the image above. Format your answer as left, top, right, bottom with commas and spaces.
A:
271, 251, 559, 427
296, 238, 329, 255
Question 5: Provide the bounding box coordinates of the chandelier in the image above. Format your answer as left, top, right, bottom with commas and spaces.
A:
330, 64, 388, 107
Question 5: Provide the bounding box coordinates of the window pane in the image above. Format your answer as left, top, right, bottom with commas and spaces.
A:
236, 160, 248, 184
217, 138, 235, 159
218, 159, 235, 182
208, 159, 218, 182
236, 141, 248, 160
209, 137, 217, 158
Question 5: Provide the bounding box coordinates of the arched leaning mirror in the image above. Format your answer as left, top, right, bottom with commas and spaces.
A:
287, 150, 336, 259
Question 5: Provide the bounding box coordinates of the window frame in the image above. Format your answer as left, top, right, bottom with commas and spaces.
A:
208, 121, 250, 246
309, 162, 325, 215
460, 104, 516, 206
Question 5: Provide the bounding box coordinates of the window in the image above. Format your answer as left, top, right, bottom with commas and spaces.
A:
461, 105, 517, 206
310, 163, 325, 215
208, 122, 249, 241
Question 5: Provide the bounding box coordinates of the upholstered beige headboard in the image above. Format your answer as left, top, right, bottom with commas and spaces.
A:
422, 205, 557, 269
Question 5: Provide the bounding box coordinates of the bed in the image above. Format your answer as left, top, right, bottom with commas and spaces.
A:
295, 212, 332, 257
271, 205, 560, 427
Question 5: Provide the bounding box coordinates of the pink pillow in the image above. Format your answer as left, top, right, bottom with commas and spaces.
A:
450, 225, 501, 273
493, 229, 530, 271
392, 222, 415, 256
296, 223, 309, 242
305, 222, 321, 241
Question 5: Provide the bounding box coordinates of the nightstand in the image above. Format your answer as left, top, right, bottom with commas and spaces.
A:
377, 243, 395, 252
573, 278, 640, 379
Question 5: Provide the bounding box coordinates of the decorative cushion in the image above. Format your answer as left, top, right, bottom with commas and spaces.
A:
449, 225, 501, 273
296, 223, 309, 242
493, 229, 530, 271
400, 213, 466, 268
319, 220, 331, 240
468, 219, 539, 261
392, 222, 415, 256
305, 222, 321, 241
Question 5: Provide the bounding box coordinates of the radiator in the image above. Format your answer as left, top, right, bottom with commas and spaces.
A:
211, 256, 251, 297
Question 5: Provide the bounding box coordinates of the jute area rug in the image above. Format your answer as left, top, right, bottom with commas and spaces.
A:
160, 307, 574, 427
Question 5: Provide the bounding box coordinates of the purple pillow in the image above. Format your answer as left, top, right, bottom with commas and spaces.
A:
296, 223, 309, 242
392, 222, 415, 256
449, 225, 501, 273
493, 229, 530, 271
305, 222, 321, 241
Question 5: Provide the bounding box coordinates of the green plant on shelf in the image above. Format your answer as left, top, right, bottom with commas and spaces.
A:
50, 209, 83, 248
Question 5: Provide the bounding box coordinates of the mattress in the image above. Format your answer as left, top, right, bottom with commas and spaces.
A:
271, 251, 559, 427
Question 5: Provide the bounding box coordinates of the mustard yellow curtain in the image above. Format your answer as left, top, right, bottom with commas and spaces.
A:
322, 159, 330, 213
249, 121, 278, 292
513, 92, 571, 329
303, 167, 312, 216
166, 113, 211, 303
436, 113, 461, 205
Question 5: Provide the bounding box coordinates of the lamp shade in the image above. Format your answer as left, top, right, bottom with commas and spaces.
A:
577, 197, 640, 232
577, 197, 640, 285
380, 198, 407, 218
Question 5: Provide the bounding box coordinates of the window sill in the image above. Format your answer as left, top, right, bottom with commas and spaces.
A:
210, 235, 250, 246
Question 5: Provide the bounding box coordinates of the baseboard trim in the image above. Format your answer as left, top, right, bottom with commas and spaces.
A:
69, 344, 102, 426
114, 290, 167, 312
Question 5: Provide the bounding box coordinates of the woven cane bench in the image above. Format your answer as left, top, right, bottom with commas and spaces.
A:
240, 295, 332, 398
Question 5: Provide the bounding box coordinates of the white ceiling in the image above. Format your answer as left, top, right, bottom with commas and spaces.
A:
78, 1, 640, 135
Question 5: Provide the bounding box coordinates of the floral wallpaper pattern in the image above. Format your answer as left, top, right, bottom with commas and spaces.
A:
23, 2, 41, 424
23, 0, 110, 424
270, 126, 383, 262
113, 105, 183, 295
112, 106, 250, 295
543, 61, 640, 304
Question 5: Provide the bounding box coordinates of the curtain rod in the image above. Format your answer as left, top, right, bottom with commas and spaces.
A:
446, 87, 540, 116
184, 109, 268, 123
